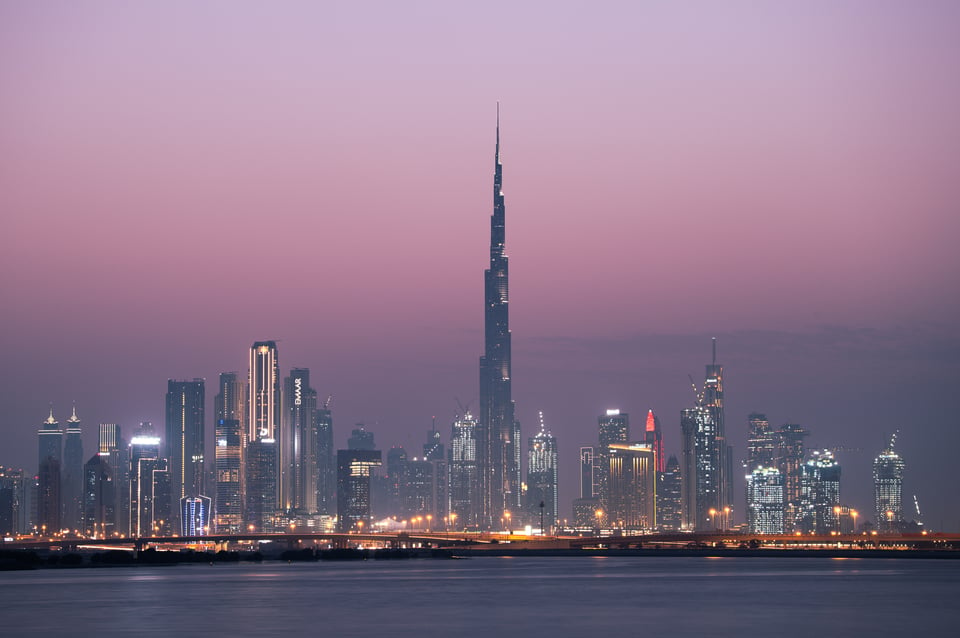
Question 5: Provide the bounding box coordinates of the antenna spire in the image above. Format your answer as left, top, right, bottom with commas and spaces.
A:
712, 337, 717, 365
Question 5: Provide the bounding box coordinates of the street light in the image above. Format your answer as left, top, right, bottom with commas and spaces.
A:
709, 508, 717, 531
851, 510, 859, 533
723, 506, 731, 532
504, 511, 512, 534
426, 514, 432, 531
833, 506, 842, 535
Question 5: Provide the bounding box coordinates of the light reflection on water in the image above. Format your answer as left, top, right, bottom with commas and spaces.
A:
1, 557, 958, 636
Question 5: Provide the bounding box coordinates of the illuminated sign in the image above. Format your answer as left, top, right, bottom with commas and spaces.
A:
294, 377, 302, 406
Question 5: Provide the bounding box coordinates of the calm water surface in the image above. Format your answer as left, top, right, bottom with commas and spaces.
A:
2, 557, 958, 636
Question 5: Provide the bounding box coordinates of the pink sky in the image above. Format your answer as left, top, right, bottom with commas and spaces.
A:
2, 1, 958, 525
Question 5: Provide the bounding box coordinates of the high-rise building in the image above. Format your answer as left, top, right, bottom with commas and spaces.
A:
679, 406, 699, 531
336, 449, 381, 532
596, 409, 629, 516
746, 466, 784, 534
214, 418, 243, 533
873, 433, 904, 533
478, 106, 518, 528
215, 372, 246, 427
99, 424, 129, 536
449, 412, 480, 528
607, 443, 656, 530
703, 339, 732, 525
316, 403, 335, 516
423, 420, 445, 461
644, 410, 664, 474
247, 342, 280, 526
0, 466, 26, 536
746, 413, 776, 468
180, 495, 212, 536
348, 425, 375, 451
658, 455, 682, 531
62, 406, 84, 533
579, 447, 595, 499
775, 423, 808, 532
800, 450, 841, 534
37, 407, 62, 534
526, 413, 558, 532
248, 342, 280, 443
282, 368, 319, 513
165, 379, 205, 532
128, 434, 165, 537
82, 453, 114, 538
572, 446, 599, 528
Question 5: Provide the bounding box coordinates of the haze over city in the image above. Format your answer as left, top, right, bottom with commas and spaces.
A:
2, 1, 958, 529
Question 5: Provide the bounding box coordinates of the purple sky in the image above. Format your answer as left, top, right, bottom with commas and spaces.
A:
2, 1, 958, 527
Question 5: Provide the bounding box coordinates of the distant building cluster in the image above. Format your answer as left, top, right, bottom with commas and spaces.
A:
0, 113, 918, 540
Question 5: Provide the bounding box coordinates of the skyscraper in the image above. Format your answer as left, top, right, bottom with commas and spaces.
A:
246, 342, 280, 527
37, 407, 62, 534
316, 401, 335, 516
873, 433, 904, 533
336, 449, 381, 532
165, 379, 205, 531
449, 412, 479, 528
607, 443, 656, 530
579, 447, 595, 499
478, 106, 518, 527
800, 450, 841, 534
526, 412, 558, 532
596, 409, 629, 516
658, 455, 682, 531
82, 453, 115, 538
99, 423, 129, 536
62, 406, 84, 533
644, 410, 664, 474
680, 404, 716, 531
703, 338, 732, 524
775, 423, 808, 532
282, 368, 318, 513
214, 418, 243, 533
215, 372, 246, 431
746, 466, 784, 534
128, 434, 164, 537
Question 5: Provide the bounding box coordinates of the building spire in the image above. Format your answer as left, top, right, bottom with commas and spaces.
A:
68, 403, 80, 423
45, 404, 57, 425
495, 102, 501, 166
712, 337, 717, 365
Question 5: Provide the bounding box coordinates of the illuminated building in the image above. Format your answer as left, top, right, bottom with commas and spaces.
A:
215, 372, 246, 430
449, 412, 479, 528
658, 455, 682, 531
129, 435, 165, 537
282, 368, 318, 513
0, 466, 26, 536
774, 423, 808, 532
165, 378, 206, 532
746, 466, 784, 534
644, 410, 664, 474
746, 413, 776, 467
248, 341, 280, 442
606, 443, 656, 530
679, 407, 698, 531
580, 446, 595, 499
478, 106, 519, 528
62, 406, 84, 533
82, 453, 114, 537
214, 418, 243, 533
37, 407, 62, 534
244, 438, 277, 532
873, 433, 904, 532
336, 449, 381, 532
703, 339, 732, 526
180, 495, 212, 536
423, 420, 445, 461
681, 404, 717, 531
526, 413, 558, 531
800, 450, 841, 534
99, 424, 129, 536
596, 409, 629, 514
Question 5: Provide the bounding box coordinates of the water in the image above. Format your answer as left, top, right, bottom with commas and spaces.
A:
2, 557, 958, 636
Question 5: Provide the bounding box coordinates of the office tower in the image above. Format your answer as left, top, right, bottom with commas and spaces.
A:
703, 338, 732, 524
644, 410, 664, 473
336, 449, 381, 532
381, 446, 407, 518
873, 433, 904, 532
215, 372, 246, 426
215, 419, 243, 533
316, 402, 335, 515
37, 407, 62, 534
800, 450, 841, 534
449, 412, 480, 528
525, 412, 557, 531
658, 455, 682, 531
606, 443, 656, 530
282, 368, 318, 513
180, 495, 212, 536
775, 423, 808, 532
165, 379, 205, 532
680, 405, 714, 531
348, 425, 376, 451
249, 342, 280, 442
129, 434, 164, 537
99, 424, 129, 536
247, 342, 280, 527
398, 458, 432, 523
596, 409, 629, 515
82, 453, 114, 537
0, 466, 26, 536
580, 447, 595, 499
62, 406, 84, 533
478, 106, 518, 528
245, 439, 278, 532
746, 467, 784, 534
746, 413, 776, 468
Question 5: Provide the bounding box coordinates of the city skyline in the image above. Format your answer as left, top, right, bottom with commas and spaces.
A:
2, 2, 958, 529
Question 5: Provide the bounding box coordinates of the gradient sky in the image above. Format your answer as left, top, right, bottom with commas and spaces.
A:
2, 1, 958, 527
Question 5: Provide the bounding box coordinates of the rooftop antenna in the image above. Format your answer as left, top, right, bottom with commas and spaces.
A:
712, 337, 717, 365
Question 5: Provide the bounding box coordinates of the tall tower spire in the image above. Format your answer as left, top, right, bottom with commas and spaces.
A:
479, 104, 517, 528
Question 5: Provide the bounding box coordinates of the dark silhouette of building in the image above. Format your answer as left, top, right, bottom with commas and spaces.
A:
316, 403, 335, 516
62, 406, 84, 533
245, 438, 277, 532
98, 423, 129, 537
596, 409, 629, 519
658, 455, 682, 531
348, 425, 375, 451
37, 408, 62, 534
282, 368, 318, 513
478, 106, 519, 527
165, 379, 205, 532
82, 453, 114, 537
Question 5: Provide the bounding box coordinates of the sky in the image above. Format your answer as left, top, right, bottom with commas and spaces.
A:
2, 1, 959, 527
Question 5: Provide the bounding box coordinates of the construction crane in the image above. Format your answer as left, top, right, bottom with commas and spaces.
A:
454, 396, 473, 417
322, 395, 333, 409
687, 374, 704, 406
